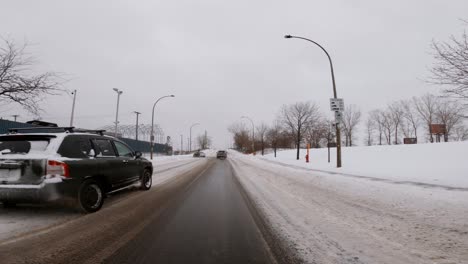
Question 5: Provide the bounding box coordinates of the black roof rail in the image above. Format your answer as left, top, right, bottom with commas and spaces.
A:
72, 129, 106, 136
8, 127, 106, 136
8, 127, 75, 133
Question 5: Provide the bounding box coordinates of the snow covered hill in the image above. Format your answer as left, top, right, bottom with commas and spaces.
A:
261, 141, 468, 188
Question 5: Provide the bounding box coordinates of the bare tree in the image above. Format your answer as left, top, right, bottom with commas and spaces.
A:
401, 99, 420, 140
305, 118, 328, 148
381, 110, 394, 145
413, 93, 441, 142
436, 99, 465, 141
256, 123, 269, 155
0, 38, 61, 114
452, 124, 468, 141
364, 116, 375, 146
196, 132, 212, 149
388, 102, 405, 144
429, 22, 468, 100
281, 101, 321, 160
266, 120, 282, 158
341, 104, 361, 146
369, 110, 384, 145
228, 122, 250, 152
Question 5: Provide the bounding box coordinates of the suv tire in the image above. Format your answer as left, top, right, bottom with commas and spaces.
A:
140, 169, 152, 191
77, 180, 104, 213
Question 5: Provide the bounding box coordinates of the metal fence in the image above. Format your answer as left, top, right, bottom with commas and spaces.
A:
0, 120, 172, 155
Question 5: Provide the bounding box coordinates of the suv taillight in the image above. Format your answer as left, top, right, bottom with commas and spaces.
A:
47, 160, 70, 178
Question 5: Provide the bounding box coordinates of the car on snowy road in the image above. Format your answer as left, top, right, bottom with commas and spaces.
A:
0, 127, 153, 213
216, 150, 227, 160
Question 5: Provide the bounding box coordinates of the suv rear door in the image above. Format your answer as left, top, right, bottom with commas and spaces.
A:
57, 135, 100, 179
112, 140, 141, 186
91, 138, 127, 189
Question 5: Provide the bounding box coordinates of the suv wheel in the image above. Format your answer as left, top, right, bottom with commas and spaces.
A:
140, 169, 152, 191
77, 180, 104, 213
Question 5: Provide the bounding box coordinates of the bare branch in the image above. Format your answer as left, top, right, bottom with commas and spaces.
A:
0, 38, 63, 114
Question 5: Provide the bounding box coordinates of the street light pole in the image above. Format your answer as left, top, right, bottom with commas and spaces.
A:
180, 134, 183, 155
150, 95, 175, 160
133, 111, 141, 141
284, 34, 342, 168
189, 123, 200, 153
241, 116, 255, 154
69, 90, 77, 127
112, 88, 123, 137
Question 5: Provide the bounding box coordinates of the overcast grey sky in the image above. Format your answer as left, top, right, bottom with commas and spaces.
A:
1, 0, 467, 148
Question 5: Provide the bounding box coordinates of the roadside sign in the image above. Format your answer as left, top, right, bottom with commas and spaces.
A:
330, 98, 344, 112
403, 138, 417, 144
335, 111, 343, 124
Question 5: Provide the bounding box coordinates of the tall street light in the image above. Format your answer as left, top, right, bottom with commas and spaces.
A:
189, 123, 200, 152
133, 111, 141, 141
112, 88, 123, 137
150, 95, 175, 160
241, 116, 255, 154
180, 134, 183, 155
284, 34, 342, 168
69, 90, 77, 127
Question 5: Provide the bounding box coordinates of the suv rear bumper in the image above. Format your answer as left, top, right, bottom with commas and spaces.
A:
0, 178, 78, 203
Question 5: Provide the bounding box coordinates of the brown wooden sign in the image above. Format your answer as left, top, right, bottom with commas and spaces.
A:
403, 138, 417, 144
430, 124, 447, 134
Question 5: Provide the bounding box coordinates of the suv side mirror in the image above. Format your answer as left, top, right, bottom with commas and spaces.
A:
135, 151, 142, 158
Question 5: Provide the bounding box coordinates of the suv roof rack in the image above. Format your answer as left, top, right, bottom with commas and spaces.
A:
8, 127, 106, 136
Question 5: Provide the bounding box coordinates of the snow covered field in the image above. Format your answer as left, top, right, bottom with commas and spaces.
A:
262, 141, 468, 188
230, 142, 468, 263
0, 155, 200, 242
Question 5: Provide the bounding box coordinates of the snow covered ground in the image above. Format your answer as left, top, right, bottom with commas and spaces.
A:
261, 141, 468, 188
0, 155, 200, 242
230, 142, 468, 263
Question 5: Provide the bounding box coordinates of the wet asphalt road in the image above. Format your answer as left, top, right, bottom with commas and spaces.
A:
105, 159, 275, 264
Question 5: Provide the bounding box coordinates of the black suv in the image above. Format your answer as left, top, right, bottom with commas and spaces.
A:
0, 128, 153, 213
216, 150, 227, 160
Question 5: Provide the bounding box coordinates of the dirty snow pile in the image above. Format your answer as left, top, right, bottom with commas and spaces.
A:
230, 142, 468, 263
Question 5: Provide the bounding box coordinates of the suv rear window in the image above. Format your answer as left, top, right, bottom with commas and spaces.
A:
92, 139, 116, 157
0, 135, 52, 154
58, 136, 93, 158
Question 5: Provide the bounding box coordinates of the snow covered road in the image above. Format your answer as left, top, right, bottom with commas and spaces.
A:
0, 156, 199, 243
230, 151, 468, 264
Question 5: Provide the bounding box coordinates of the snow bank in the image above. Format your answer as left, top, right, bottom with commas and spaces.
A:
261, 141, 468, 188
230, 147, 468, 263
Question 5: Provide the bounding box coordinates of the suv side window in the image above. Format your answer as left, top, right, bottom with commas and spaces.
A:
92, 139, 116, 157
114, 141, 134, 158
58, 136, 93, 158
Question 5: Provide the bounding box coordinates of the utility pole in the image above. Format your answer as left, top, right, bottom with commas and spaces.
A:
189, 123, 200, 152
204, 130, 207, 149
133, 111, 141, 141
112, 88, 123, 137
69, 90, 77, 127
180, 135, 183, 155
150, 95, 175, 160
284, 34, 342, 168
12, 115, 19, 122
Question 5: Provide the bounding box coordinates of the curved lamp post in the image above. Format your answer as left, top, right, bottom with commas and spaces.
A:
112, 88, 123, 136
150, 95, 175, 160
284, 34, 342, 168
241, 116, 255, 153
189, 123, 200, 152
